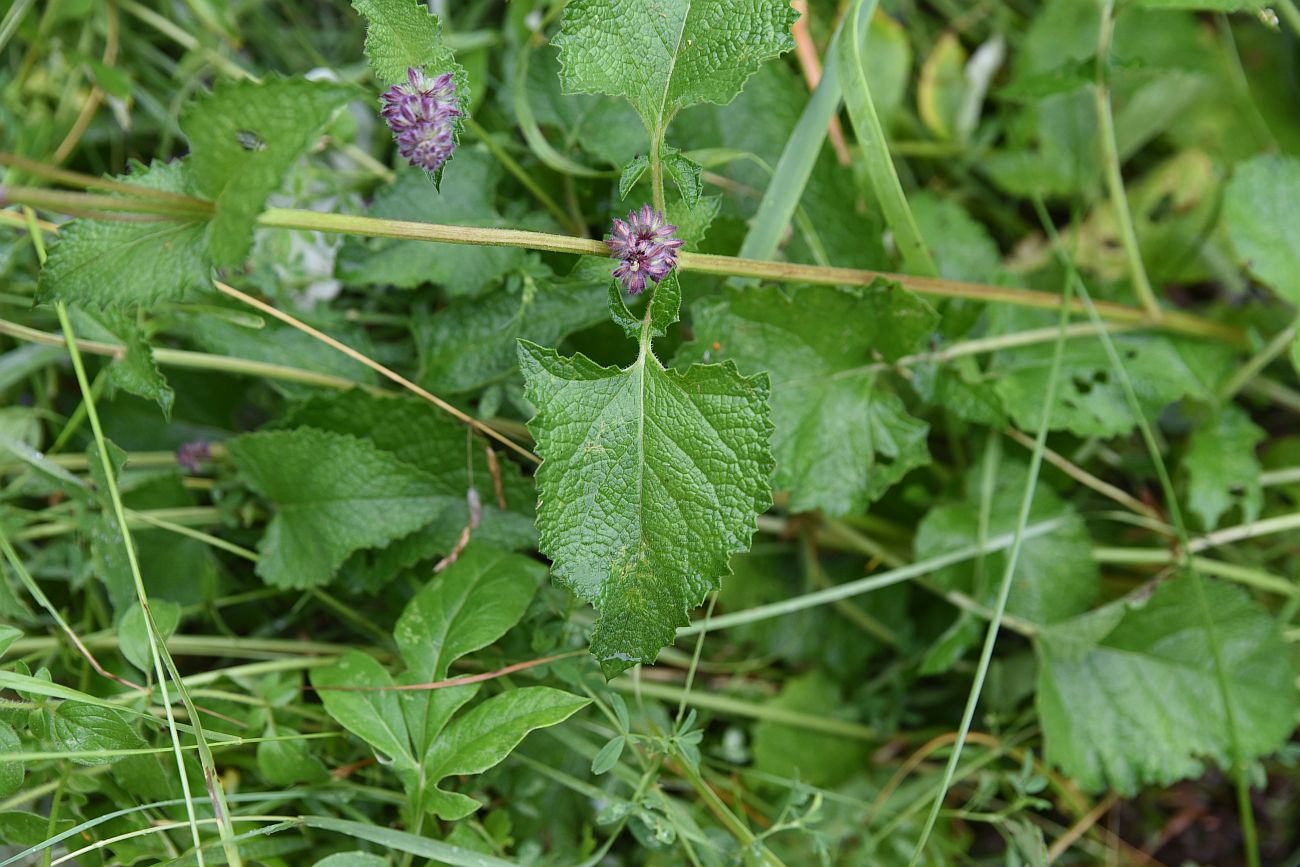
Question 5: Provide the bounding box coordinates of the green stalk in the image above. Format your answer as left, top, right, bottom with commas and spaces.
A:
1093, 0, 1160, 317
1, 184, 1241, 341
907, 226, 1076, 866
55, 301, 242, 867
677, 517, 1066, 636
837, 0, 936, 277
738, 5, 865, 262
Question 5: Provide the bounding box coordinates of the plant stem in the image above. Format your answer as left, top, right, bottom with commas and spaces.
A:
1219, 317, 1298, 400
253, 208, 1242, 342
2, 184, 212, 217
1093, 0, 1160, 318
838, 0, 937, 277
2, 182, 1242, 342
672, 756, 788, 867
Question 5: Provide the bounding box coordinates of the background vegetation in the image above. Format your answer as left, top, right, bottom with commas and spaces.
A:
2, 0, 1300, 864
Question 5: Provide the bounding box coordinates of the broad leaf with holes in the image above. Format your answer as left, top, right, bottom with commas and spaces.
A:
1183, 404, 1264, 530
675, 282, 935, 516
1037, 575, 1296, 794
182, 76, 357, 265
36, 161, 210, 309
1222, 154, 1300, 305
990, 308, 1227, 437
554, 0, 798, 134
520, 279, 773, 677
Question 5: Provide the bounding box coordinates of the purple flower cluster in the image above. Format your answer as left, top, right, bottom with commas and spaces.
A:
379, 67, 461, 173
605, 205, 684, 295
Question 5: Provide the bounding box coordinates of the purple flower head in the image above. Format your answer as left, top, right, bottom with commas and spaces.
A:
605, 205, 683, 295
176, 440, 211, 474
380, 67, 462, 174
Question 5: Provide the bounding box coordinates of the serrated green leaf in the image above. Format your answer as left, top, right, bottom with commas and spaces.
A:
1183, 404, 1264, 531
554, 0, 798, 132
1037, 575, 1297, 794
916, 459, 1098, 626
422, 686, 590, 819
352, 0, 462, 85
663, 147, 703, 206
338, 153, 527, 296
1223, 154, 1300, 305
311, 649, 416, 770
228, 428, 452, 589
279, 391, 536, 588
609, 272, 680, 341
183, 77, 357, 265
675, 282, 934, 516
99, 317, 173, 417
36, 160, 209, 308
395, 543, 543, 681
415, 267, 607, 394
50, 703, 145, 765
519, 333, 773, 677
618, 155, 650, 200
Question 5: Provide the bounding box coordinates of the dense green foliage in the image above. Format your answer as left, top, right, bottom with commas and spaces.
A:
2, 0, 1300, 864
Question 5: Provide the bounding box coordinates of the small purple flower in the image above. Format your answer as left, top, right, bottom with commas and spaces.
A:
606, 205, 684, 295
176, 440, 210, 474
380, 67, 462, 174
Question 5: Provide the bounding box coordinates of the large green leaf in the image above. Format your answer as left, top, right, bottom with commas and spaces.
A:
282, 390, 536, 586
1037, 575, 1297, 794
915, 459, 1098, 626
182, 76, 357, 265
1183, 404, 1264, 531
35, 161, 210, 308
311, 649, 416, 771
1222, 154, 1300, 305
675, 282, 935, 516
553, 0, 798, 133
520, 281, 773, 676
421, 687, 590, 820
394, 543, 543, 681
228, 428, 451, 588
393, 544, 542, 755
